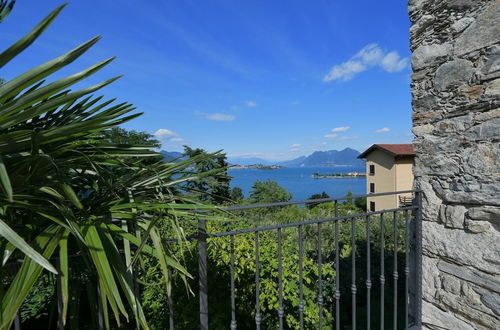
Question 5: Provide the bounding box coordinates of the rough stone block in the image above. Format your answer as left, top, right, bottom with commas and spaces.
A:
423, 221, 500, 274
475, 108, 500, 121
468, 206, 500, 222
423, 256, 440, 300
467, 118, 500, 140
416, 179, 441, 221
484, 78, 500, 95
413, 111, 442, 124
422, 301, 475, 330
437, 260, 500, 293
443, 0, 475, 10
434, 59, 475, 91
475, 287, 500, 318
451, 17, 475, 34
410, 14, 435, 36
441, 273, 461, 294
455, 3, 500, 55
412, 43, 452, 70
443, 205, 467, 228
465, 219, 492, 233
480, 50, 500, 81
458, 84, 484, 99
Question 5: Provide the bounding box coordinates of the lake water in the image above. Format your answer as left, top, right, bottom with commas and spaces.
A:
229, 166, 366, 201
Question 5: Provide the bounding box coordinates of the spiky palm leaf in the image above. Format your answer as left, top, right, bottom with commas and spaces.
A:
0, 3, 221, 328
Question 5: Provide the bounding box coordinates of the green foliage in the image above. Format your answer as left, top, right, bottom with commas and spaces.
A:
0, 1, 15, 23
0, 4, 220, 328
249, 180, 292, 204
355, 196, 367, 211
103, 127, 161, 148
19, 274, 55, 321
141, 184, 411, 328
229, 186, 244, 203
306, 191, 330, 209
183, 146, 231, 205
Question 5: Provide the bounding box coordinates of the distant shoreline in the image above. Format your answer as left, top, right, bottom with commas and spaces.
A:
229, 164, 283, 170
312, 172, 366, 178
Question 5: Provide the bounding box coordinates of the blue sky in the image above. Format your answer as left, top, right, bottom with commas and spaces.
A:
2, 0, 412, 161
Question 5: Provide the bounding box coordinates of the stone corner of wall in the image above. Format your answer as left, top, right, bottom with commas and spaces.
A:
410, 0, 500, 328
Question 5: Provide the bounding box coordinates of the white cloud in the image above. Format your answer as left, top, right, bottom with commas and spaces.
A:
356, 44, 384, 65
196, 111, 235, 121
170, 137, 184, 142
154, 129, 177, 139
338, 135, 359, 141
206, 113, 235, 121
323, 43, 409, 82
332, 126, 350, 132
289, 143, 301, 151
381, 51, 409, 73
375, 127, 390, 133
323, 61, 366, 82
324, 133, 360, 141
245, 100, 257, 107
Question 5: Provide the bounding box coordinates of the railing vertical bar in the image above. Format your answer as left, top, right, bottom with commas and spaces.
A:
277, 228, 284, 330
351, 217, 357, 329
230, 235, 237, 330
57, 262, 64, 330
366, 215, 372, 330
198, 219, 209, 330
97, 281, 104, 330
380, 213, 385, 330
298, 225, 304, 330
317, 222, 324, 330
167, 266, 174, 330
14, 312, 21, 330
334, 201, 340, 330
404, 210, 410, 329
255, 231, 261, 330
393, 211, 399, 330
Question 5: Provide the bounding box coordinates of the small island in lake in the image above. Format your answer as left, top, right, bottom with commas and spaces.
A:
229, 164, 283, 170
312, 172, 366, 178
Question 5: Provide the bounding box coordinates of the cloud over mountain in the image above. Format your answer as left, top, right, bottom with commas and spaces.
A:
324, 44, 409, 82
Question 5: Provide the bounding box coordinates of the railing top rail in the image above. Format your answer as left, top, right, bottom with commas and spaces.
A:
209, 205, 418, 238
163, 203, 420, 243
218, 189, 419, 212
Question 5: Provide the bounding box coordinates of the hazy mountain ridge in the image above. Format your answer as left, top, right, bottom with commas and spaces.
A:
229, 148, 364, 167
292, 148, 364, 167
161, 148, 364, 167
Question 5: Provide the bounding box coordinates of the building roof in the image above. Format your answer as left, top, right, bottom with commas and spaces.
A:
358, 144, 415, 158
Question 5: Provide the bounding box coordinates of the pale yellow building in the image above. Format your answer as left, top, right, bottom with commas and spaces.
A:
358, 144, 415, 211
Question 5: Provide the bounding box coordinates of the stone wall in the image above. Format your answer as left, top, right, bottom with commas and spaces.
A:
409, 0, 500, 329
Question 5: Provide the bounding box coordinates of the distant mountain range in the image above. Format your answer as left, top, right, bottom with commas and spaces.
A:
280, 148, 364, 167
229, 148, 365, 167
160, 148, 365, 167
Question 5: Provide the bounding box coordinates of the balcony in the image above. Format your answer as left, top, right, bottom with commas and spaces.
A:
159, 190, 422, 329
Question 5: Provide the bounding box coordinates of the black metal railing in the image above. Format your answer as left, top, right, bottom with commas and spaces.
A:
165, 190, 422, 329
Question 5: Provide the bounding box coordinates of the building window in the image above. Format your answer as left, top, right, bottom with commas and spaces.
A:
370, 183, 375, 193
369, 164, 375, 175
370, 201, 375, 212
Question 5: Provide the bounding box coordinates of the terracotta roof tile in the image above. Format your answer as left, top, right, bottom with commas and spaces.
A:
376, 144, 415, 156
358, 144, 415, 158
